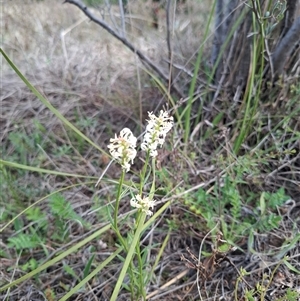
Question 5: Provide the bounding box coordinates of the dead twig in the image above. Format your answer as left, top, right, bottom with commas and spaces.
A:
63, 0, 184, 98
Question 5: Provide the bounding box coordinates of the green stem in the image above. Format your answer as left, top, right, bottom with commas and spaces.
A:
110, 212, 147, 301
139, 151, 150, 195
112, 169, 127, 248
149, 158, 156, 200
112, 169, 137, 297
136, 226, 146, 299
114, 170, 125, 228
135, 152, 151, 299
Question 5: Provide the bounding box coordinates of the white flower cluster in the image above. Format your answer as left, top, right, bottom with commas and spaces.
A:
107, 110, 173, 215
130, 194, 156, 216
141, 110, 174, 157
107, 128, 137, 172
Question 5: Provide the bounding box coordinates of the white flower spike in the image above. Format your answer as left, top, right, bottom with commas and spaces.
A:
130, 194, 156, 216
107, 128, 137, 172
141, 110, 173, 157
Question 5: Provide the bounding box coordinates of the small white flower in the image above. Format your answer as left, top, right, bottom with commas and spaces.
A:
130, 194, 156, 216
107, 128, 137, 172
142, 110, 173, 157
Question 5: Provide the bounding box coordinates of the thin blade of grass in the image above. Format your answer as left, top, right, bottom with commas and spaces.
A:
0, 48, 106, 156
0, 159, 96, 179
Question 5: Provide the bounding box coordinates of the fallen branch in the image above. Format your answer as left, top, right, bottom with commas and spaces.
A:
63, 0, 184, 98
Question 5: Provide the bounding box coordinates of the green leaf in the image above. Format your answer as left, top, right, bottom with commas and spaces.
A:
83, 254, 95, 279
283, 258, 300, 275
26, 207, 46, 222
8, 233, 41, 251
49, 193, 90, 228
21, 258, 38, 272
63, 264, 80, 282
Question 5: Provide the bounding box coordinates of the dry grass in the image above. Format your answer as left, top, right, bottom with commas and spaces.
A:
1, 0, 300, 300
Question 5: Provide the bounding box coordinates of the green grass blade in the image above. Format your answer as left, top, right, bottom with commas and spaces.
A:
0, 159, 96, 179
83, 254, 95, 279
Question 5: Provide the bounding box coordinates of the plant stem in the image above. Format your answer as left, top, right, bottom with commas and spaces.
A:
139, 152, 150, 195
114, 170, 125, 229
